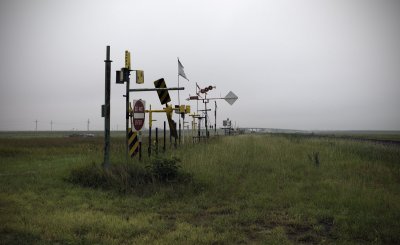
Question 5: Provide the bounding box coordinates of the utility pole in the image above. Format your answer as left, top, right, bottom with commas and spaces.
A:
87, 119, 90, 131
35, 120, 38, 132
50, 120, 53, 132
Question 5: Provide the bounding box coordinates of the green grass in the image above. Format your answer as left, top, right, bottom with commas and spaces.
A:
1, 133, 400, 244
315, 130, 400, 142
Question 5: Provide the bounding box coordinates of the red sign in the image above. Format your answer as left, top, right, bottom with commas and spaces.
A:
133, 100, 145, 131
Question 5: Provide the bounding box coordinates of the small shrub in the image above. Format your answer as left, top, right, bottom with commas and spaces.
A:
308, 152, 320, 167
68, 162, 108, 188
67, 157, 193, 194
146, 156, 182, 182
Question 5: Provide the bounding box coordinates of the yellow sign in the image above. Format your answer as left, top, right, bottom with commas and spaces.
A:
136, 70, 144, 84
125, 50, 131, 69
180, 105, 185, 113
185, 105, 191, 114
165, 105, 173, 114
144, 105, 177, 138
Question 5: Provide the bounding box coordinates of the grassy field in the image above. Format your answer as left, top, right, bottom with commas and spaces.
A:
313, 131, 400, 142
0, 133, 399, 244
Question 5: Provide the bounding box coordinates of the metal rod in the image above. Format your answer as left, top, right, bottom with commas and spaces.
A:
139, 142, 142, 161
182, 116, 185, 145
200, 97, 225, 100
129, 87, 184, 92
125, 77, 130, 163
179, 118, 181, 145
178, 72, 181, 146
148, 126, 152, 157
174, 136, 177, 148
188, 96, 237, 101
103, 45, 112, 168
145, 109, 167, 113
198, 117, 201, 142
156, 127, 158, 155
163, 121, 166, 153
205, 95, 208, 139
196, 82, 199, 114
214, 101, 217, 135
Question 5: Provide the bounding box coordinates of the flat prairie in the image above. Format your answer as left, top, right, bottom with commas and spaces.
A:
1, 133, 399, 244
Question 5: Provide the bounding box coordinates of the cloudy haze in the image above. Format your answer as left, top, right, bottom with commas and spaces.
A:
0, 0, 399, 131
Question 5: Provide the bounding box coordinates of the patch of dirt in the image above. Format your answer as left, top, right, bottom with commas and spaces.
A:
285, 222, 320, 244
236, 215, 337, 244
318, 216, 335, 238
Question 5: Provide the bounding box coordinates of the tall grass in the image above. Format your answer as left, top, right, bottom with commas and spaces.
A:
0, 134, 399, 244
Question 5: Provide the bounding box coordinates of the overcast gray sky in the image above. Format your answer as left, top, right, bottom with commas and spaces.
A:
0, 0, 399, 131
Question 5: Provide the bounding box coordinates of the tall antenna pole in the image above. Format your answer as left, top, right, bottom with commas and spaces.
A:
103, 45, 112, 168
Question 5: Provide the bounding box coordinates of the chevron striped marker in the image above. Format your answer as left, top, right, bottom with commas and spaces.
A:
128, 128, 139, 157
154, 78, 171, 105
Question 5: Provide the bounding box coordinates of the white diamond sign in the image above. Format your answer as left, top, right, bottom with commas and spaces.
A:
224, 91, 238, 105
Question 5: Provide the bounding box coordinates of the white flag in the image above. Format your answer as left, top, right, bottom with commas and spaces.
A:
178, 59, 189, 80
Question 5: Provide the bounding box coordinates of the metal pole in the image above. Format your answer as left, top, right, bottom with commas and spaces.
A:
174, 136, 177, 148
214, 101, 217, 135
163, 121, 166, 153
196, 82, 199, 114
148, 126, 152, 157
139, 142, 142, 161
156, 127, 158, 155
125, 78, 130, 163
182, 114, 185, 144
196, 83, 199, 142
178, 74, 181, 145
205, 96, 208, 139
103, 45, 112, 168
170, 126, 172, 147
129, 87, 184, 92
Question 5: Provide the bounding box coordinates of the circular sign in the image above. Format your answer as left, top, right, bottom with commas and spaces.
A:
133, 100, 145, 131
